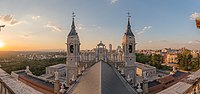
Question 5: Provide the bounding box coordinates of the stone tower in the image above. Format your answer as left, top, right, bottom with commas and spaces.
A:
66, 12, 80, 86
122, 13, 137, 86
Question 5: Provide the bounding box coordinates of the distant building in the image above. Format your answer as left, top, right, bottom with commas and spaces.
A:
191, 50, 200, 58
157, 69, 200, 94
2, 13, 167, 94
164, 53, 178, 64
148, 71, 189, 94
46, 64, 66, 77
135, 62, 157, 82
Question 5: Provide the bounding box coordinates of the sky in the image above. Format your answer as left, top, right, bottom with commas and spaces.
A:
0, 0, 200, 51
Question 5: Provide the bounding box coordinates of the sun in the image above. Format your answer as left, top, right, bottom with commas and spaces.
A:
0, 41, 5, 48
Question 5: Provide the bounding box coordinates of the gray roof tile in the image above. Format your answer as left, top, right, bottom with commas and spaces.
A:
71, 61, 137, 94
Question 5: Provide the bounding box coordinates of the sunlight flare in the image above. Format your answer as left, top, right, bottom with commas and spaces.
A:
0, 41, 5, 48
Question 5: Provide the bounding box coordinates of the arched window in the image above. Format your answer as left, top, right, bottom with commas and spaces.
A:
128, 43, 132, 53
70, 45, 74, 53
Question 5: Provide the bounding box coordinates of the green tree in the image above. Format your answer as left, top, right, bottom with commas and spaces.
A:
149, 54, 162, 69
176, 49, 194, 71
136, 53, 150, 64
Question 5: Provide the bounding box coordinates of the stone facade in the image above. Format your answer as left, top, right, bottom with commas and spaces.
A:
65, 13, 137, 88
0, 68, 42, 94
122, 15, 137, 86
66, 14, 80, 86
164, 53, 178, 64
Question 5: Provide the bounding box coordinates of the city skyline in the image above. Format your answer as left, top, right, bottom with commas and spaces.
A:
0, 0, 200, 51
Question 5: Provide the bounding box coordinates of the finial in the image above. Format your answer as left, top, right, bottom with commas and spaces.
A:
85, 64, 88, 68
127, 74, 130, 79
78, 68, 82, 75
72, 12, 76, 19
137, 83, 143, 93
55, 71, 59, 80
127, 12, 131, 18
26, 66, 30, 71
25, 66, 32, 74
121, 68, 124, 75
143, 71, 147, 80
59, 83, 66, 93
117, 66, 120, 71
71, 74, 75, 82
115, 63, 117, 68
127, 12, 131, 29
71, 12, 76, 28
82, 66, 85, 71
127, 74, 132, 83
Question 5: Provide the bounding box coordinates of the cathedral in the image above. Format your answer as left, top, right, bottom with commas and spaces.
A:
64, 12, 142, 94
1, 12, 199, 94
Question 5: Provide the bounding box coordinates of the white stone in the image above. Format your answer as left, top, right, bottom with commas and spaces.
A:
55, 71, 59, 80
137, 83, 143, 93
71, 74, 76, 82
121, 68, 124, 75
0, 68, 42, 94
59, 83, 65, 93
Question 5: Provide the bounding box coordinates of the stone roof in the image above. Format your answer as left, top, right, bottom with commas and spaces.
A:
135, 62, 156, 70
157, 69, 200, 94
125, 17, 134, 37
157, 76, 174, 84
148, 80, 161, 87
71, 61, 100, 94
48, 64, 66, 69
172, 71, 188, 78
16, 71, 54, 89
0, 68, 42, 94
71, 61, 137, 94
97, 41, 105, 46
68, 18, 78, 36
157, 82, 192, 94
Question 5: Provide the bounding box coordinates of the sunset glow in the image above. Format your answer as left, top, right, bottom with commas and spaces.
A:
0, 41, 4, 48
0, 0, 200, 51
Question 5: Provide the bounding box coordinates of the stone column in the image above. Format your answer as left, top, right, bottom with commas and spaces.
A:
143, 71, 148, 94
54, 71, 60, 94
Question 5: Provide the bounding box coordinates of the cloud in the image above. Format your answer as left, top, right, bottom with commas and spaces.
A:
188, 41, 193, 44
136, 26, 152, 35
111, 0, 118, 4
148, 40, 153, 43
76, 23, 101, 31
32, 16, 40, 20
92, 24, 102, 29
20, 34, 32, 39
188, 40, 200, 44
0, 15, 22, 26
77, 24, 86, 30
45, 22, 62, 32
190, 12, 200, 20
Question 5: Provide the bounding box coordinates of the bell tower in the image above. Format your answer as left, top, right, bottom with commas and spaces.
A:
66, 12, 80, 86
122, 12, 137, 86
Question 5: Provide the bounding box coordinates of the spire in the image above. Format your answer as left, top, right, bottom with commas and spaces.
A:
68, 12, 78, 36
127, 12, 131, 29
125, 12, 134, 36
71, 12, 75, 28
